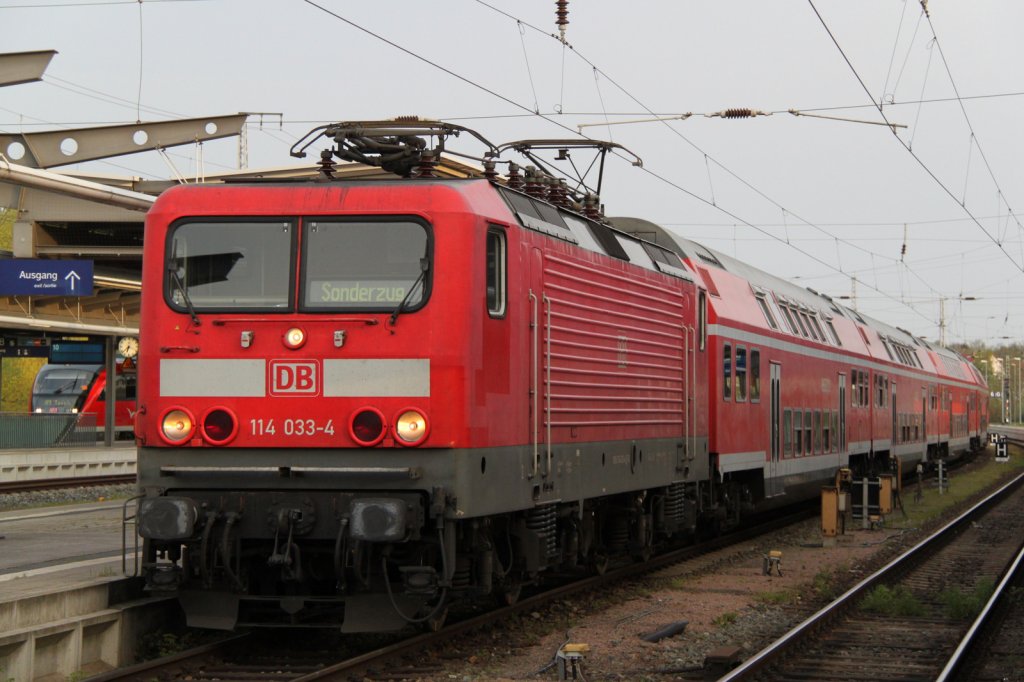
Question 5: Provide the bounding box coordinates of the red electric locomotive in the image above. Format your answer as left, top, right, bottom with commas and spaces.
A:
131, 120, 988, 631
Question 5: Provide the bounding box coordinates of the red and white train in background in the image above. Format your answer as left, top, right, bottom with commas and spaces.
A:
131, 121, 988, 632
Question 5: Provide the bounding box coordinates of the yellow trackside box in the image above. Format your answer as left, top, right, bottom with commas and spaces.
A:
821, 486, 839, 537
879, 475, 894, 515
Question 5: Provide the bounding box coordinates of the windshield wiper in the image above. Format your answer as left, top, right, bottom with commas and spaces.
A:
169, 268, 201, 328
51, 379, 82, 395
389, 258, 429, 328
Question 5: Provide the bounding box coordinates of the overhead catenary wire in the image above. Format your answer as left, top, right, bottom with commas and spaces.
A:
7, 1, 1012, 336
473, 6, 943, 294
298, 0, 944, 330
806, 0, 1024, 278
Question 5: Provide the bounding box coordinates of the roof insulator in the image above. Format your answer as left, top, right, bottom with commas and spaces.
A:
317, 149, 336, 181
414, 149, 437, 178
483, 158, 499, 181
506, 162, 524, 190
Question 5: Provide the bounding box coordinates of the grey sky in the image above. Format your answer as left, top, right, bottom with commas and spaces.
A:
3, 0, 1022, 346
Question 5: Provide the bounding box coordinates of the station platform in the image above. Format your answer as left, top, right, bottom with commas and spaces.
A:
0, 442, 136, 485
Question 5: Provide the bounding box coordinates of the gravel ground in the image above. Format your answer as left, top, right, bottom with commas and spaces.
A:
0, 483, 136, 512
405, 452, 1021, 681
3, 455, 1014, 680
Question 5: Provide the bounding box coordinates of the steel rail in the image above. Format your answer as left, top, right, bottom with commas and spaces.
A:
719, 469, 1024, 681
936, 536, 1024, 681
0, 473, 136, 494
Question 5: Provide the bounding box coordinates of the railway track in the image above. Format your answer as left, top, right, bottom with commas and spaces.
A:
938, 541, 1024, 681
721, 468, 1024, 682
0, 473, 135, 494
87, 505, 817, 681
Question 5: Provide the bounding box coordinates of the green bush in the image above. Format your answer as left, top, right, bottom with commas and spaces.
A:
712, 611, 738, 627
940, 579, 994, 621
860, 584, 925, 617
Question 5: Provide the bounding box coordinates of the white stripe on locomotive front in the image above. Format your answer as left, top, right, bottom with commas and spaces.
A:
158, 358, 430, 397
323, 359, 429, 397
161, 359, 266, 397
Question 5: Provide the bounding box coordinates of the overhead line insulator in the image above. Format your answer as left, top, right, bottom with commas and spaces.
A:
556, 0, 569, 43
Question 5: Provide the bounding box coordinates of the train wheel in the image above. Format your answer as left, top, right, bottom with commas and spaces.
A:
496, 580, 522, 606
424, 605, 448, 632
631, 545, 653, 563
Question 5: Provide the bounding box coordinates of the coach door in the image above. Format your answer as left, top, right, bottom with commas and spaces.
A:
838, 373, 847, 453
767, 362, 783, 496
891, 382, 898, 452
922, 387, 929, 460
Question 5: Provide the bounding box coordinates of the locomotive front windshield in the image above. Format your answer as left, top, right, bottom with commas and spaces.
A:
165, 218, 430, 313
167, 221, 293, 311
301, 220, 429, 311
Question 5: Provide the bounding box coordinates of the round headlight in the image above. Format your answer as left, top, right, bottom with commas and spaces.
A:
160, 407, 195, 445
393, 409, 429, 446
201, 407, 237, 445
283, 327, 306, 349
350, 407, 386, 447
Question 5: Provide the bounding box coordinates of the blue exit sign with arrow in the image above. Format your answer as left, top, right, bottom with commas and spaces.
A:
0, 259, 94, 296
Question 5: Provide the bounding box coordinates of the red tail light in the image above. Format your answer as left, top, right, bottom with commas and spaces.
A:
201, 407, 238, 445
350, 407, 386, 447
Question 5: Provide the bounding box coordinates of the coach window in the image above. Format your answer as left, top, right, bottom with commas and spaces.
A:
735, 346, 748, 402
723, 343, 732, 400
809, 315, 827, 344
814, 410, 822, 454
831, 411, 839, 452
823, 410, 831, 451
779, 304, 798, 335
792, 308, 809, 338
803, 411, 813, 455
824, 317, 842, 346
801, 311, 820, 342
793, 409, 803, 454
851, 369, 859, 407
755, 293, 778, 330
750, 350, 761, 402
486, 227, 507, 317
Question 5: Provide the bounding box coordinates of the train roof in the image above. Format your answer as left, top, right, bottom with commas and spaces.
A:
609, 216, 980, 384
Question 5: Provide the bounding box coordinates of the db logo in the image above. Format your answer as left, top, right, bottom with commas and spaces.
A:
269, 360, 320, 396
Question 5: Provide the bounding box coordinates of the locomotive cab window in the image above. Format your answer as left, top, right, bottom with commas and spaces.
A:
486, 227, 507, 317
301, 219, 430, 311
166, 220, 294, 311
